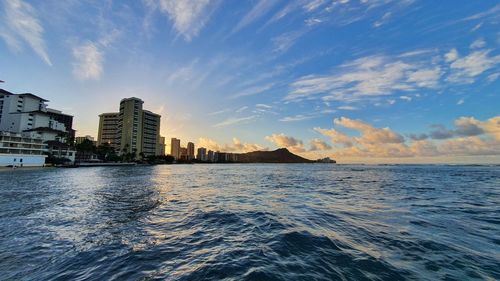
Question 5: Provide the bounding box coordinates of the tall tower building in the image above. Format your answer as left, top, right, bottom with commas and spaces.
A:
97, 112, 119, 149
170, 138, 180, 160
142, 110, 161, 157
117, 98, 143, 156
157, 136, 166, 156
187, 142, 195, 160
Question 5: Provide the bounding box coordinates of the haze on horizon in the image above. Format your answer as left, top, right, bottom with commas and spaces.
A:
1, 0, 499, 164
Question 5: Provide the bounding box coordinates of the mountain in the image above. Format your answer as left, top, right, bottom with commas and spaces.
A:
237, 148, 313, 163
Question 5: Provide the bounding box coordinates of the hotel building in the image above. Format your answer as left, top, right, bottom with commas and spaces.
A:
170, 138, 180, 160
0, 88, 75, 166
97, 97, 162, 157
97, 113, 119, 149
187, 142, 195, 160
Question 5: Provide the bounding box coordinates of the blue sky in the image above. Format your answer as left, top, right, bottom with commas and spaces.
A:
1, 0, 499, 163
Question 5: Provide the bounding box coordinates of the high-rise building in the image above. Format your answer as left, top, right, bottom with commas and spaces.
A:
117, 97, 143, 155
75, 135, 96, 145
97, 112, 119, 149
142, 110, 161, 157
197, 147, 207, 161
170, 138, 180, 160
187, 142, 195, 160
180, 147, 188, 160
207, 150, 214, 162
0, 89, 72, 143
97, 97, 162, 157
157, 136, 166, 156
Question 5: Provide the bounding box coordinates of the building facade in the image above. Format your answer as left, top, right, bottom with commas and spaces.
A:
170, 138, 180, 160
97, 112, 119, 149
196, 147, 207, 161
142, 110, 161, 157
0, 131, 47, 167
117, 98, 143, 155
97, 97, 162, 157
187, 142, 195, 160
157, 136, 166, 156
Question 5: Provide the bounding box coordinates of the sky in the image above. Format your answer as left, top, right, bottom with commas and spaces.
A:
1, 0, 499, 163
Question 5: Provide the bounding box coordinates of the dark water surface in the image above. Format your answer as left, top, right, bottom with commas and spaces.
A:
0, 164, 499, 280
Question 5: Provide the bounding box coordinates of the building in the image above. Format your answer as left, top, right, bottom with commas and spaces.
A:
97, 112, 119, 149
0, 131, 47, 167
170, 138, 180, 160
207, 150, 214, 162
117, 97, 143, 156
180, 147, 188, 161
157, 136, 166, 156
0, 90, 72, 143
97, 97, 162, 157
45, 141, 76, 163
187, 142, 195, 160
0, 88, 76, 165
75, 135, 96, 145
196, 147, 207, 161
142, 110, 161, 157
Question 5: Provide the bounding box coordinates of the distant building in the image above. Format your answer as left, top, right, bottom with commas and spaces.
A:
170, 138, 180, 160
97, 97, 162, 157
197, 147, 207, 161
180, 147, 188, 161
207, 150, 214, 162
187, 142, 195, 160
97, 113, 119, 149
142, 110, 161, 157
157, 136, 166, 156
75, 135, 96, 145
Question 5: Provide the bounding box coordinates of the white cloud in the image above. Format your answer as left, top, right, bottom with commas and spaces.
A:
444, 48, 458, 62
309, 138, 332, 151
373, 12, 392, 28
231, 83, 274, 98
232, 0, 280, 34
487, 73, 500, 82
1, 0, 51, 65
447, 50, 500, 84
279, 114, 316, 122
213, 115, 258, 128
265, 133, 306, 153
457, 98, 464, 105
152, 0, 218, 41
470, 38, 486, 49
399, 95, 412, 101
286, 55, 442, 102
197, 137, 266, 152
314, 115, 500, 159
72, 42, 103, 80
337, 105, 358, 110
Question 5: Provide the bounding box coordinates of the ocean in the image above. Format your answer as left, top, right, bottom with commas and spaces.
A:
0, 164, 499, 280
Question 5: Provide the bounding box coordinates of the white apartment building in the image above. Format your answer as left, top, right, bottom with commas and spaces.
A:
0, 132, 47, 167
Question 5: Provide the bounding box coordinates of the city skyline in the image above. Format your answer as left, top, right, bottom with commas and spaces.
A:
1, 1, 499, 163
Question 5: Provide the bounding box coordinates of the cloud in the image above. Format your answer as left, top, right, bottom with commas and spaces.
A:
272, 29, 307, 53
1, 0, 51, 65
314, 115, 500, 159
399, 95, 412, 101
197, 137, 266, 153
231, 83, 274, 98
457, 98, 464, 105
309, 138, 332, 151
373, 11, 392, 28
72, 42, 103, 80
150, 0, 218, 41
280, 114, 316, 122
286, 55, 442, 102
447, 50, 500, 84
232, 0, 280, 34
213, 115, 258, 128
337, 105, 358, 110
265, 133, 306, 153
444, 48, 458, 62
470, 38, 486, 49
